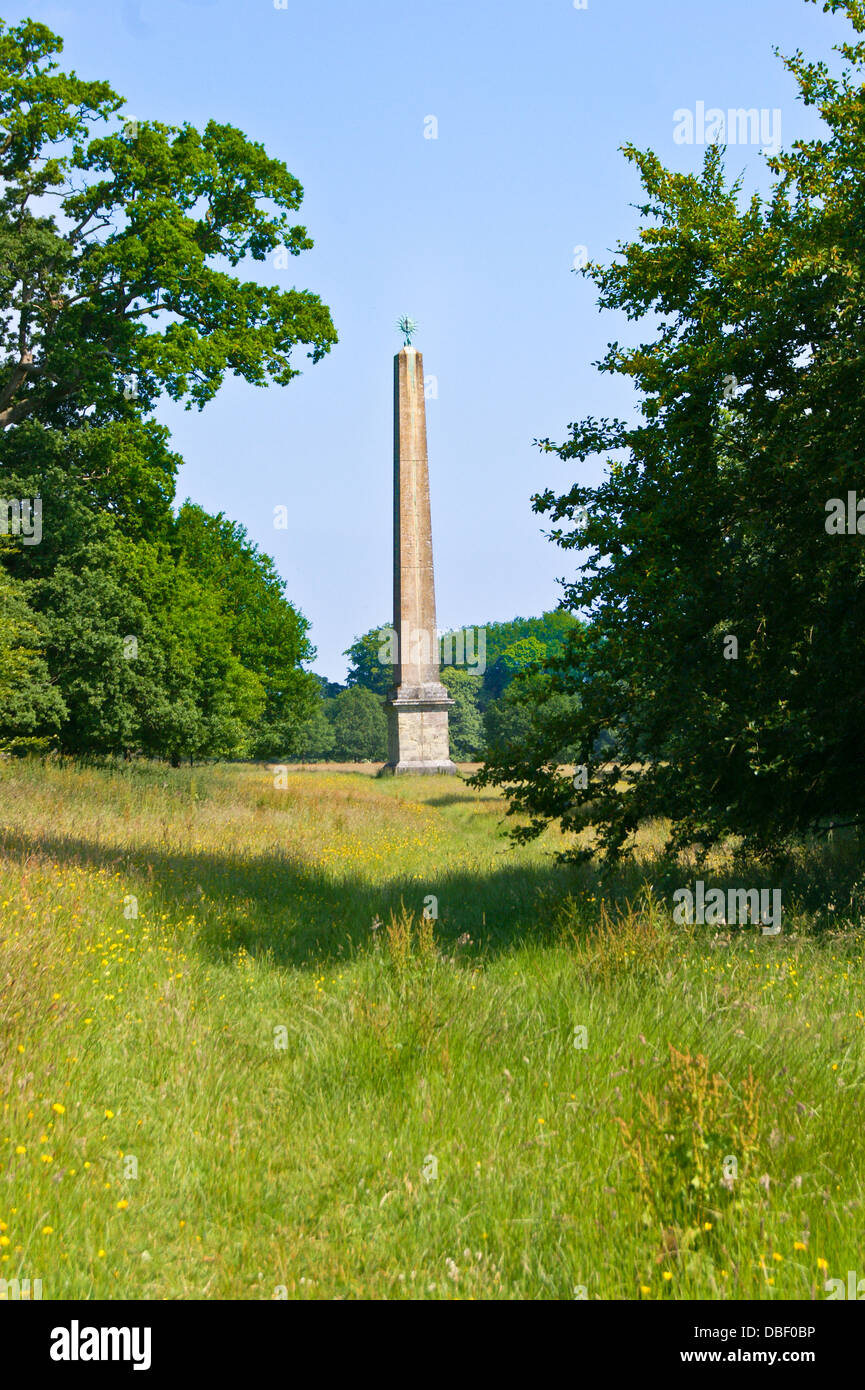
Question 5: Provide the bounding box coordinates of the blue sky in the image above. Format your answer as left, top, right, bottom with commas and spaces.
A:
9, 0, 849, 677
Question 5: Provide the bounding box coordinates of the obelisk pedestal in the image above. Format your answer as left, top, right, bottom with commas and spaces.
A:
382, 345, 457, 775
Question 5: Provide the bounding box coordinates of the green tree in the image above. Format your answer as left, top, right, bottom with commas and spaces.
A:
477, 0, 865, 862
483, 635, 549, 701
39, 534, 265, 761
326, 686, 387, 762
0, 543, 65, 749
346, 615, 580, 701
0, 18, 335, 432
0, 18, 331, 763
344, 625, 393, 697
483, 669, 582, 769
172, 504, 319, 757
443, 612, 578, 676
441, 667, 485, 760
290, 702, 336, 761
0, 417, 180, 583
121, 537, 266, 762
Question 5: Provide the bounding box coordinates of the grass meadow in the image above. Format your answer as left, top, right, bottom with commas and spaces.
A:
1, 758, 863, 1300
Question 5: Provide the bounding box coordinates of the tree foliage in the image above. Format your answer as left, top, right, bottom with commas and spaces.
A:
344, 624, 392, 698
335, 614, 583, 764
0, 19, 332, 760
478, 0, 865, 861
441, 666, 485, 759
171, 504, 319, 757
0, 19, 336, 430
326, 686, 387, 762
0, 542, 64, 750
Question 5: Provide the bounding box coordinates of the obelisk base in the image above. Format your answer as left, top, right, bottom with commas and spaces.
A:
381, 686, 458, 776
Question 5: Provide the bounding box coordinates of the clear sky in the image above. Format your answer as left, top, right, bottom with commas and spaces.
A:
7, 0, 849, 678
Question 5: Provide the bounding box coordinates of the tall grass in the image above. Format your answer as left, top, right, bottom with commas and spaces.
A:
0, 759, 862, 1299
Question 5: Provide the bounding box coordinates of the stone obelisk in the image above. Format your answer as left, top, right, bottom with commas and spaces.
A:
382, 333, 457, 775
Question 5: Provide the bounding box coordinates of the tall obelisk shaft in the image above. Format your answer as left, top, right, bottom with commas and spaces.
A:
383, 346, 456, 774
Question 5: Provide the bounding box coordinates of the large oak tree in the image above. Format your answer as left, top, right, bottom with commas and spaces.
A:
0, 17, 333, 759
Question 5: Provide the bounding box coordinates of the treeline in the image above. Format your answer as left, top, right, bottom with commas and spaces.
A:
0, 421, 319, 760
293, 612, 584, 763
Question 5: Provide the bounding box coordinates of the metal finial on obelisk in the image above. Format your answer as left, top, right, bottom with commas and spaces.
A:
381, 327, 457, 775
397, 315, 419, 347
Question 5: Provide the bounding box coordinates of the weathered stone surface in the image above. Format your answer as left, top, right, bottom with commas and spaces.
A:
382, 346, 457, 776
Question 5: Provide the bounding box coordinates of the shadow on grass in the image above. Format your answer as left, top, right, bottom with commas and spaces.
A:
0, 824, 594, 969
2, 817, 858, 973
420, 792, 504, 808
